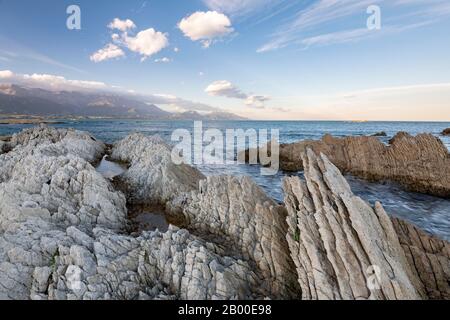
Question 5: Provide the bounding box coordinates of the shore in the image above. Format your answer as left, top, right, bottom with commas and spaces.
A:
0, 118, 66, 125
0, 125, 448, 300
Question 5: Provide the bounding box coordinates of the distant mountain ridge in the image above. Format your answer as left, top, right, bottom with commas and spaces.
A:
0, 84, 245, 120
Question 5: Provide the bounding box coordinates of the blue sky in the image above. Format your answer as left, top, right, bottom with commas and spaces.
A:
0, 0, 450, 120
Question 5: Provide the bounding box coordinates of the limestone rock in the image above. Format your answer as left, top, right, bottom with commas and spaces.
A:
250, 132, 450, 197
392, 218, 450, 300
173, 175, 300, 299
44, 226, 263, 300
111, 133, 204, 205
0, 125, 105, 183
0, 153, 127, 231
7, 125, 105, 163
0, 127, 287, 300
283, 149, 426, 300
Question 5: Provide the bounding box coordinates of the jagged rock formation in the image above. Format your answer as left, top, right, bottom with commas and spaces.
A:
170, 176, 300, 299
392, 218, 450, 300
246, 132, 450, 197
35, 225, 267, 300
0, 128, 294, 300
1, 126, 449, 300
283, 149, 450, 300
111, 134, 299, 298
110, 133, 204, 205
0, 125, 105, 183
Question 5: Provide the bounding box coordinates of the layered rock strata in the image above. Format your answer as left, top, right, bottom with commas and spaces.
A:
283, 149, 450, 300
245, 132, 450, 197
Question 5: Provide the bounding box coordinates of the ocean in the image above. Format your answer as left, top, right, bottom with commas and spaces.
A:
2, 120, 450, 241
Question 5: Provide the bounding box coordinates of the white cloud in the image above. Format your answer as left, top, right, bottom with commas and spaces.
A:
92, 19, 168, 63
90, 44, 125, 63
205, 80, 270, 108
145, 93, 217, 112
0, 70, 14, 79
123, 28, 169, 60
178, 11, 233, 47
1, 70, 222, 113
245, 95, 270, 108
205, 80, 247, 99
154, 57, 171, 63
108, 18, 136, 32
174, 47, 179, 52
21, 73, 107, 91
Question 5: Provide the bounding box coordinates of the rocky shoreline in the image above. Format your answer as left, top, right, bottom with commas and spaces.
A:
242, 132, 450, 198
0, 125, 448, 300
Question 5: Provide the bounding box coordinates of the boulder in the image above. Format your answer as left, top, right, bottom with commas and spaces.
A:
111, 133, 204, 205
442, 128, 450, 136
0, 125, 105, 183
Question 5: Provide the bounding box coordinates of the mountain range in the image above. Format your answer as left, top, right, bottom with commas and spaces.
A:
0, 84, 245, 120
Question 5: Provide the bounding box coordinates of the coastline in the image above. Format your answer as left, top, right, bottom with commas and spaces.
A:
0, 125, 448, 300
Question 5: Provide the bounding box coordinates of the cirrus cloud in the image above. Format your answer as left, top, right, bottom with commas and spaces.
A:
178, 11, 233, 48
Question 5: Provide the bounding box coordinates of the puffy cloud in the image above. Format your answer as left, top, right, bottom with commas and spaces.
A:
0, 70, 14, 79
205, 80, 246, 99
92, 19, 168, 63
174, 47, 179, 52
245, 95, 270, 108
108, 18, 136, 32
178, 11, 233, 47
154, 57, 171, 63
123, 28, 169, 60
205, 80, 270, 108
90, 44, 125, 63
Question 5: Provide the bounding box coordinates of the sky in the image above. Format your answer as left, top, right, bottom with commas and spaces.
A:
0, 0, 450, 120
